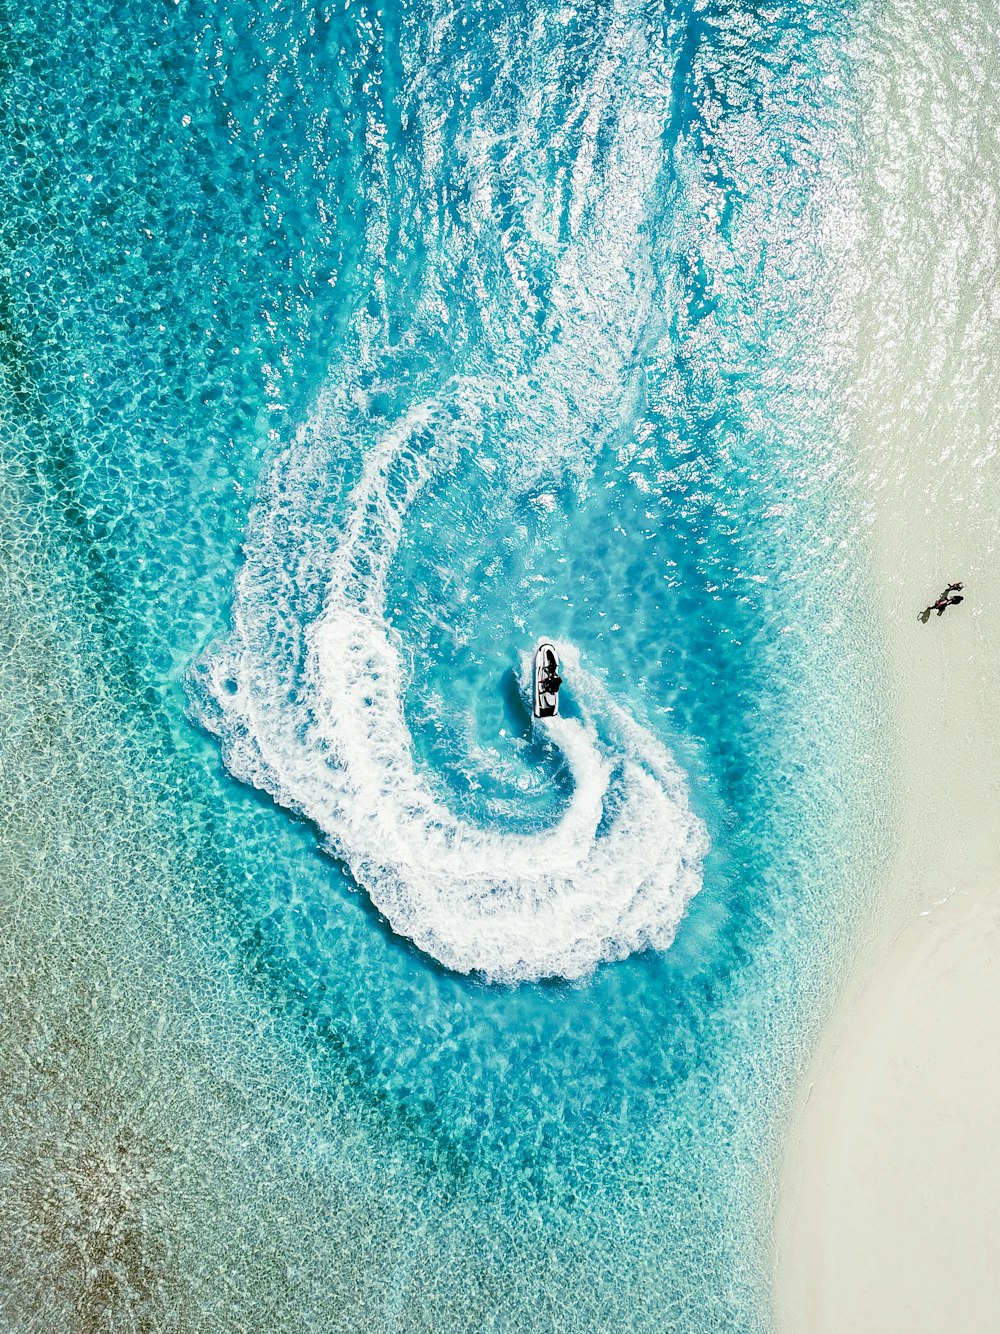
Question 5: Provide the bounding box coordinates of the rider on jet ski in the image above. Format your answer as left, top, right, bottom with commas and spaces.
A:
541, 669, 563, 697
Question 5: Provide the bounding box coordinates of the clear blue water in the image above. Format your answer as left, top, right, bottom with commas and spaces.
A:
1, 0, 884, 1326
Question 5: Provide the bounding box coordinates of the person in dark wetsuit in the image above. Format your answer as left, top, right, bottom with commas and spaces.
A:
541, 671, 563, 696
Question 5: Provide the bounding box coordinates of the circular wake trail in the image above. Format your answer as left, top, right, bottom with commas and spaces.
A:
196, 406, 707, 983
190, 5, 709, 982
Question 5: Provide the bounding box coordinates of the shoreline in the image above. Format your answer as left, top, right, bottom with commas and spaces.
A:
775, 888, 1000, 1332
773, 0, 1000, 1322
773, 375, 1000, 1332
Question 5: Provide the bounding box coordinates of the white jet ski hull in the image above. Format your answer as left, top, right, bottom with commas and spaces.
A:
533, 640, 559, 719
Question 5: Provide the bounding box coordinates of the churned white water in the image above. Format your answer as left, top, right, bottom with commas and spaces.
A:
197, 404, 707, 981
190, 18, 714, 982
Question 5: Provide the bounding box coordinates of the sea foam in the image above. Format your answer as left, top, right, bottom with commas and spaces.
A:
192, 400, 707, 983
189, 9, 709, 982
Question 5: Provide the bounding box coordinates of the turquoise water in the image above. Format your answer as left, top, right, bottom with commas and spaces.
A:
1, 0, 885, 1327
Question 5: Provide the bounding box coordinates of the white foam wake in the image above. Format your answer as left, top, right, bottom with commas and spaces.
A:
196, 406, 707, 984
192, 7, 710, 982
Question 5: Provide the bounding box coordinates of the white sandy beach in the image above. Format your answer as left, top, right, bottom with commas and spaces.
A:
775, 267, 1000, 1334
774, 0, 1000, 1322
775, 551, 1000, 1330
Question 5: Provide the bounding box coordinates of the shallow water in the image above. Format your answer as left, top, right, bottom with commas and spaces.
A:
0, 0, 904, 1326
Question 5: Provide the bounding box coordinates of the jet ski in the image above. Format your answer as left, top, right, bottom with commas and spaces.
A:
533, 641, 562, 719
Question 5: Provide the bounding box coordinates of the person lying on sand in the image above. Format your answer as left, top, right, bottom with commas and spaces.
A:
920, 582, 965, 620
